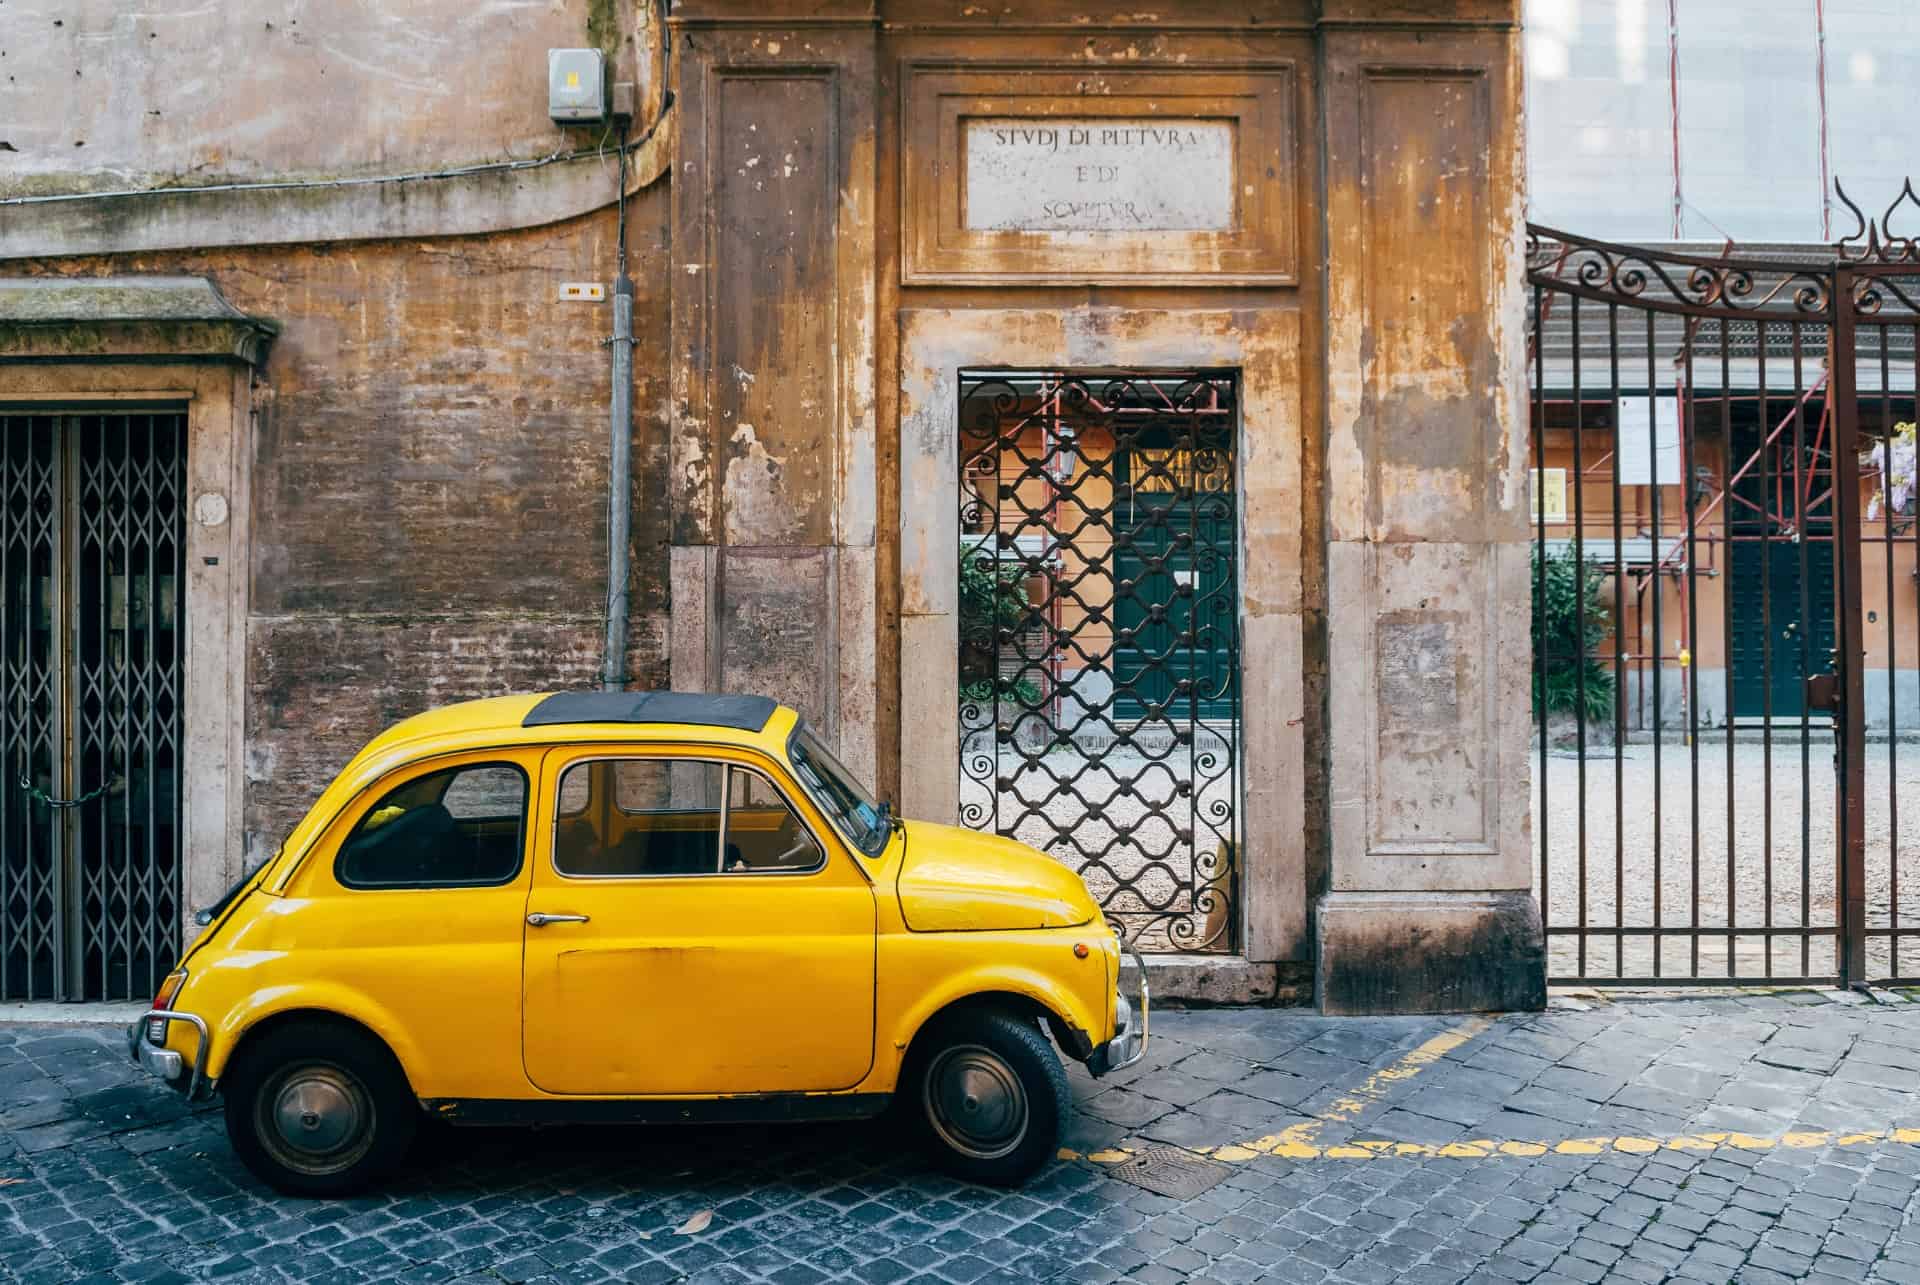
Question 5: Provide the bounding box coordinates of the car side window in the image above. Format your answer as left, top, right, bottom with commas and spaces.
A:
722, 766, 824, 874
336, 763, 527, 889
552, 758, 824, 878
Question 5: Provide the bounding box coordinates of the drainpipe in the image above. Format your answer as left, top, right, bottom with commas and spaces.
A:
604, 269, 634, 691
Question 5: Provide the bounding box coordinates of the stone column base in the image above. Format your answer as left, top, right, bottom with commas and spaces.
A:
1115, 956, 1315, 1008
1315, 891, 1546, 1015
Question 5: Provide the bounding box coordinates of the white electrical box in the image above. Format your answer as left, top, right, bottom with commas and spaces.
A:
549, 49, 606, 123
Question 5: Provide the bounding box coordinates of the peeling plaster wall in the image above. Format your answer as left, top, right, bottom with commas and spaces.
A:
0, 0, 656, 197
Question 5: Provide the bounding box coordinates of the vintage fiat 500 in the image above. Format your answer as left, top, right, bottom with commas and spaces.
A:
130, 691, 1145, 1195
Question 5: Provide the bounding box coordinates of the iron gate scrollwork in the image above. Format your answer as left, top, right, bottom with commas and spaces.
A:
957, 370, 1241, 953
2, 410, 187, 1001
1527, 182, 1920, 988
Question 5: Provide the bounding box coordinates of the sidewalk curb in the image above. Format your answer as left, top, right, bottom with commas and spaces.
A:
0, 1002, 146, 1027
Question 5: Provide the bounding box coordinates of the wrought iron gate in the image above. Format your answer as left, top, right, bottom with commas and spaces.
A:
2, 410, 187, 1001
957, 370, 1241, 953
1528, 188, 1920, 986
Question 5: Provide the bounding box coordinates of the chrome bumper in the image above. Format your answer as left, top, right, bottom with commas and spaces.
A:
126, 1009, 213, 1102
1089, 929, 1150, 1076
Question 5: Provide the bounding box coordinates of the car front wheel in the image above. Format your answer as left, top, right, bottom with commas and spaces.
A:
222, 1020, 417, 1197
909, 1008, 1069, 1185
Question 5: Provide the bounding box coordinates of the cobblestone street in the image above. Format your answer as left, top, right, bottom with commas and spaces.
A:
3, 990, 1918, 1284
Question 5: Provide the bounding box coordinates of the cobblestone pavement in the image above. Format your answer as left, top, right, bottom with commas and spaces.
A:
2, 990, 1918, 1284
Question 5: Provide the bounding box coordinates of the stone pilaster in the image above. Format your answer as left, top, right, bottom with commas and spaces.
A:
666, 2, 879, 780
1315, 5, 1545, 1013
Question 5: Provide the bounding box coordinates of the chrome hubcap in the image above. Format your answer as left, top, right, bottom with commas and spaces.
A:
924, 1044, 1028, 1160
258, 1063, 374, 1176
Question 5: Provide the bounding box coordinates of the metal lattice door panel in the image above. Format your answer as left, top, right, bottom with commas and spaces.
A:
957, 371, 1241, 953
1, 411, 186, 1001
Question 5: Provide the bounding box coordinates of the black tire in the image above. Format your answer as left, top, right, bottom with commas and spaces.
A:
903, 1008, 1069, 1186
221, 1020, 418, 1197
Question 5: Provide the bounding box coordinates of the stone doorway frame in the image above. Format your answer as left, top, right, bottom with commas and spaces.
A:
898, 307, 1309, 971
2, 349, 260, 945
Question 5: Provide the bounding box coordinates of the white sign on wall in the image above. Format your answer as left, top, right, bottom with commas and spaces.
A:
1616, 394, 1682, 486
1531, 468, 1567, 523
963, 118, 1235, 233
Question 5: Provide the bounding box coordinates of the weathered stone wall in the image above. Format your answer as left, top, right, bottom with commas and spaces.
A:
0, 0, 655, 197
15, 198, 675, 862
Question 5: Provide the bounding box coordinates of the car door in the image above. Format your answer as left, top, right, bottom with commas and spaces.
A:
520, 746, 877, 1096
304, 752, 538, 1100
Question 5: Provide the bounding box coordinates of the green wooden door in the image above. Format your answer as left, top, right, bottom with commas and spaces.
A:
1111, 431, 1238, 720
1728, 536, 1836, 720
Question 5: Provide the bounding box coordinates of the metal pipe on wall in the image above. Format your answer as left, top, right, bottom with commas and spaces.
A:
604, 271, 634, 691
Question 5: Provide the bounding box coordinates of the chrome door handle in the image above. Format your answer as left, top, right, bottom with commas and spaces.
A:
526, 912, 590, 927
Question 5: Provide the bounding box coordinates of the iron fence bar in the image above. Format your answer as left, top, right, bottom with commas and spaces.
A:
1611, 303, 1627, 979
1793, 324, 1813, 980
1902, 319, 1915, 982
1572, 294, 1588, 979
1548, 925, 1840, 936
1535, 286, 1550, 946
1722, 313, 1737, 978
1758, 320, 1775, 979
1647, 308, 1664, 978
1881, 325, 1896, 984
1683, 314, 1701, 978
1830, 264, 1869, 987
1549, 977, 1843, 987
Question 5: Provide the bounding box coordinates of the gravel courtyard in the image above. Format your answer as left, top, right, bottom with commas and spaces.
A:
1535, 740, 1920, 981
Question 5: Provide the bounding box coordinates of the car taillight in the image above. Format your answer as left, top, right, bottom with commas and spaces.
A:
147, 968, 187, 1043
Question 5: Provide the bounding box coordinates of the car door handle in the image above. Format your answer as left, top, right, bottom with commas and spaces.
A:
526, 912, 590, 927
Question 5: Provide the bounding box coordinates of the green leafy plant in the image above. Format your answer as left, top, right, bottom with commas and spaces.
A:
960, 677, 1043, 707
1532, 546, 1616, 725
959, 544, 1036, 686
959, 546, 1032, 637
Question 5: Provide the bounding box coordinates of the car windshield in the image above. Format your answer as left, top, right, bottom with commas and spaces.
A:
788, 726, 891, 857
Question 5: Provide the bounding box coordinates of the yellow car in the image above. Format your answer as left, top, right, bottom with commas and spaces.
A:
129, 692, 1146, 1195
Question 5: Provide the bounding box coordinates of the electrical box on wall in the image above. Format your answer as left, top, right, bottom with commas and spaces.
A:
548, 49, 606, 123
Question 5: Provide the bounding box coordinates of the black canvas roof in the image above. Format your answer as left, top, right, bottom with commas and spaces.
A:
521, 691, 779, 732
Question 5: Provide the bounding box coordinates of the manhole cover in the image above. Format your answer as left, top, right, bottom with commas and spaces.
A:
1105, 1147, 1231, 1199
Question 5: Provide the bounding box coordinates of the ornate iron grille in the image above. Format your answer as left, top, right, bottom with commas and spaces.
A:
2, 411, 186, 1001
957, 370, 1241, 953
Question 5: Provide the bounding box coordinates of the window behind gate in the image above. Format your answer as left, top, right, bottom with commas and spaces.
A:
957, 370, 1241, 953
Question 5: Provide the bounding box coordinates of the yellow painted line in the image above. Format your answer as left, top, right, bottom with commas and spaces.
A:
1208, 1015, 1494, 1162
1074, 1127, 1920, 1169
1071, 1013, 1920, 1171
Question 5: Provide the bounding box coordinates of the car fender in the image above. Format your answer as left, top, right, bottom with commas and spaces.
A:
882, 956, 1109, 1082
206, 980, 431, 1091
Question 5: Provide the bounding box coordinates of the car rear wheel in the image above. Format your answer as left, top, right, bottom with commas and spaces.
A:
908, 1009, 1069, 1185
222, 1021, 417, 1197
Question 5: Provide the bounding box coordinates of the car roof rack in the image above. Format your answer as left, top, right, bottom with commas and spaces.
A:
521, 691, 779, 732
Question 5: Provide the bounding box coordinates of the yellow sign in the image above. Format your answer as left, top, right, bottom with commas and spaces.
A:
1532, 467, 1567, 523
1134, 447, 1232, 495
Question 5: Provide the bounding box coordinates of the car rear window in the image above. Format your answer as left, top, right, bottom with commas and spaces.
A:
335, 762, 528, 889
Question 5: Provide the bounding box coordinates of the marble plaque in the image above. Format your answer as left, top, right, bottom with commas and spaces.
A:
963, 118, 1235, 233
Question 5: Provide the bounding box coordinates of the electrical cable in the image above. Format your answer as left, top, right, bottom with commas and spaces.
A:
0, 57, 676, 210
1668, 0, 1685, 240
1816, 0, 1833, 241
